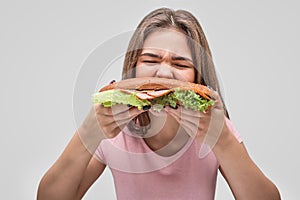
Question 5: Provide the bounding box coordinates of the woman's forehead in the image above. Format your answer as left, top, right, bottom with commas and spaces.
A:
142, 29, 192, 59
140, 48, 193, 62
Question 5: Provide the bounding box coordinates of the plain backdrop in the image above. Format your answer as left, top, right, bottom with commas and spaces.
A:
1, 0, 299, 199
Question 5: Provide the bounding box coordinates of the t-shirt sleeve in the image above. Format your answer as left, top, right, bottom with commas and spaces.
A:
93, 141, 107, 165
225, 117, 243, 143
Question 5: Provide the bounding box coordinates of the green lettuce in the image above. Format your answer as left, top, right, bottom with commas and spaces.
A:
92, 89, 214, 112
92, 90, 151, 110
173, 89, 214, 112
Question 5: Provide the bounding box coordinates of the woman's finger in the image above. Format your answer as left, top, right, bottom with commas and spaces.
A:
210, 90, 224, 110
107, 108, 146, 128
100, 104, 131, 116
112, 107, 145, 121
165, 107, 202, 135
165, 106, 202, 118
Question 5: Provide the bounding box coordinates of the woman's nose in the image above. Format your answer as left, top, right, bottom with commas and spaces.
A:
155, 64, 174, 79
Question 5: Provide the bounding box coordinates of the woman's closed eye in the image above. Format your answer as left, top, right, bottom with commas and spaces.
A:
173, 62, 194, 69
142, 60, 158, 64
174, 64, 190, 68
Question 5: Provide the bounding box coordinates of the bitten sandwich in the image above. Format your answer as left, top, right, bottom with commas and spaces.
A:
92, 77, 214, 112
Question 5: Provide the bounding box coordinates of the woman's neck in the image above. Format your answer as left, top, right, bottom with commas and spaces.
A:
143, 112, 190, 156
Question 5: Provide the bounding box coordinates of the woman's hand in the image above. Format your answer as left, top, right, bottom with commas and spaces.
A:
77, 104, 146, 154
165, 91, 226, 153
95, 104, 146, 138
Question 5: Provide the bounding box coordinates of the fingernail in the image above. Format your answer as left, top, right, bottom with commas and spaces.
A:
110, 80, 116, 84
143, 105, 151, 110
207, 85, 214, 90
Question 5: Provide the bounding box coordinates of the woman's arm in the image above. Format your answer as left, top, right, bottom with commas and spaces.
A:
37, 132, 106, 200
37, 106, 107, 199
37, 105, 145, 199
213, 125, 281, 200
165, 90, 281, 200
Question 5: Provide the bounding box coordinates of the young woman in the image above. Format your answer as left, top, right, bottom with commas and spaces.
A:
37, 8, 281, 200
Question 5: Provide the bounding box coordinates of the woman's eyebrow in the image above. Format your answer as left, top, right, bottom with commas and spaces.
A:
140, 52, 162, 59
171, 55, 193, 62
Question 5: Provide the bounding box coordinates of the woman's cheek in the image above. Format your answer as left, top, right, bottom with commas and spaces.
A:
174, 69, 195, 82
135, 65, 157, 78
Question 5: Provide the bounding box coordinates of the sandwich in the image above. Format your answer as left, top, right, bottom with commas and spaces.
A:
92, 77, 214, 112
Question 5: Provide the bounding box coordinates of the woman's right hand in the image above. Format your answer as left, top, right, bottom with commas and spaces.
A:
94, 104, 146, 138
77, 104, 146, 154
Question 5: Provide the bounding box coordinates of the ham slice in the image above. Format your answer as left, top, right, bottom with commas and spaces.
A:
136, 93, 156, 100
146, 90, 171, 98
118, 89, 172, 100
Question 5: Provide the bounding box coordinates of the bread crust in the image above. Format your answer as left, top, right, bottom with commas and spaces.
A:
99, 77, 212, 100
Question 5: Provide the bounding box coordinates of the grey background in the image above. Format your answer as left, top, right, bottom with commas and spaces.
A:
0, 0, 299, 199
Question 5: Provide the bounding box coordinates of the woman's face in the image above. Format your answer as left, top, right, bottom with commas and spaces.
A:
135, 29, 195, 82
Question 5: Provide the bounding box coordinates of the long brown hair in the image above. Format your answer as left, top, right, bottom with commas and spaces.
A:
122, 8, 229, 135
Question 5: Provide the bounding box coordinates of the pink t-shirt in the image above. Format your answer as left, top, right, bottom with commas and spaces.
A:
94, 118, 242, 200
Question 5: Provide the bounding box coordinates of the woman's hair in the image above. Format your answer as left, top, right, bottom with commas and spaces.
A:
122, 7, 229, 135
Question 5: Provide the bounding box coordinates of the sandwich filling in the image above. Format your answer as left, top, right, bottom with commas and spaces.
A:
92, 88, 214, 112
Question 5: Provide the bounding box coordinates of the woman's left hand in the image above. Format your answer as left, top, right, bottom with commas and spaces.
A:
165, 90, 226, 149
